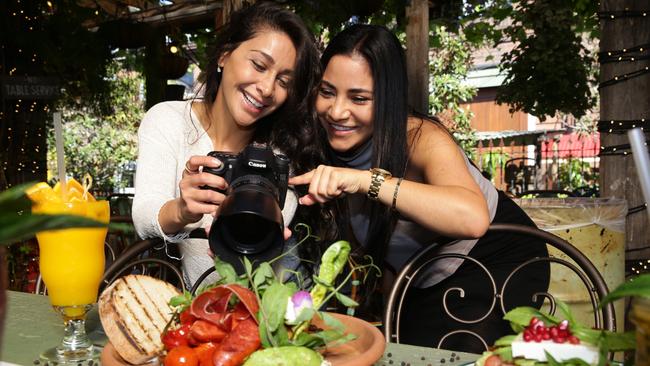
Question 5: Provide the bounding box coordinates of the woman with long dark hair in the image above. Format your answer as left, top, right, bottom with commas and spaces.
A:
290, 24, 549, 353
132, 2, 321, 286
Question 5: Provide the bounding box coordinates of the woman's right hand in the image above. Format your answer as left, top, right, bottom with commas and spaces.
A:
177, 155, 228, 224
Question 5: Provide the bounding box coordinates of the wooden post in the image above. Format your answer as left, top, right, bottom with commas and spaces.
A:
405, 0, 429, 114
599, 0, 650, 259
144, 30, 165, 110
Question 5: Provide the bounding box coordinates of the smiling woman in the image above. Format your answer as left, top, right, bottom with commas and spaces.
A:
288, 24, 550, 353
131, 2, 321, 287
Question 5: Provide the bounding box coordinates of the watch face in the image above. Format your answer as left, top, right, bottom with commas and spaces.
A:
372, 168, 392, 177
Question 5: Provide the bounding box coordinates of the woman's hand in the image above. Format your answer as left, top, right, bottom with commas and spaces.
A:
288, 165, 370, 205
176, 155, 228, 224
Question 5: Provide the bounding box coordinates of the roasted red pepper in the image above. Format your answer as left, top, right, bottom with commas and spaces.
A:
212, 317, 261, 366
194, 342, 218, 366
190, 319, 228, 343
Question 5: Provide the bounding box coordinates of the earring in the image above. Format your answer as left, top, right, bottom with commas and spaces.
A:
217, 65, 222, 73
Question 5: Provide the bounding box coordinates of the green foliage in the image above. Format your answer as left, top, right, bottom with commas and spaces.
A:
558, 159, 597, 191
495, 0, 597, 119
49, 59, 143, 192
481, 150, 510, 183
602, 274, 650, 305
429, 25, 478, 158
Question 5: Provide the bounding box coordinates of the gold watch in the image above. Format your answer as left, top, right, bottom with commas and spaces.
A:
367, 168, 392, 200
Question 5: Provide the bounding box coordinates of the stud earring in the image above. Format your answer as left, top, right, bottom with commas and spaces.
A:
217, 65, 222, 73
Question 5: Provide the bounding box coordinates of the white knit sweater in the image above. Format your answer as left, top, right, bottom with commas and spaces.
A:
132, 100, 298, 286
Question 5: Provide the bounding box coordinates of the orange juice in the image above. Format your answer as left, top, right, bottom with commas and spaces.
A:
33, 200, 109, 307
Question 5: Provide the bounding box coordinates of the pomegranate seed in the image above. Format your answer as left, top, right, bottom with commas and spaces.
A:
559, 320, 569, 330
568, 336, 580, 344
554, 336, 566, 344
542, 332, 551, 340
529, 317, 539, 327
534, 333, 543, 342
550, 326, 558, 337
558, 329, 569, 338
523, 331, 533, 342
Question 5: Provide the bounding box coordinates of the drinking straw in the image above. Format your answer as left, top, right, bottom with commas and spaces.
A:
628, 128, 650, 224
53, 112, 67, 198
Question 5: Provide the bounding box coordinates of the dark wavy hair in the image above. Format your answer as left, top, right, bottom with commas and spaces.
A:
197, 1, 322, 174
315, 24, 411, 316
319, 24, 408, 261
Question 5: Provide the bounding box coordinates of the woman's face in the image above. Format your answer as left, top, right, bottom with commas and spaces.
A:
316, 53, 374, 153
218, 29, 297, 128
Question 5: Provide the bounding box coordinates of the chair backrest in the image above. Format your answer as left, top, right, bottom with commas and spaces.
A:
383, 223, 616, 349
100, 237, 185, 292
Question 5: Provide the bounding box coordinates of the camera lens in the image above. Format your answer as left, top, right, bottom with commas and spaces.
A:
217, 213, 277, 254
208, 175, 284, 269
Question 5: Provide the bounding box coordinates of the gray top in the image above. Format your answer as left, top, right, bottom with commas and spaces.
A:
345, 145, 498, 288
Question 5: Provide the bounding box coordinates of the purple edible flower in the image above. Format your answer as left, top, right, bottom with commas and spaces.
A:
285, 291, 314, 324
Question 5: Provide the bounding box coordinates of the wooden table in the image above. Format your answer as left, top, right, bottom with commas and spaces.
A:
0, 291, 479, 365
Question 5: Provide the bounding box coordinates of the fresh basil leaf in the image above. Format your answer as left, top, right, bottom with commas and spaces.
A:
334, 292, 359, 307
293, 307, 316, 324
275, 322, 291, 347
169, 290, 193, 308
243, 256, 253, 276
293, 331, 325, 349
258, 315, 274, 348
545, 351, 562, 366
318, 311, 345, 332
504, 306, 559, 333
601, 274, 650, 305
493, 346, 513, 361
254, 262, 274, 287
556, 300, 577, 326
213, 256, 238, 284
494, 334, 516, 347
285, 281, 298, 293
261, 282, 292, 332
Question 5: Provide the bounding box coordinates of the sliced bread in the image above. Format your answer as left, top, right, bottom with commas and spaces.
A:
99, 274, 181, 364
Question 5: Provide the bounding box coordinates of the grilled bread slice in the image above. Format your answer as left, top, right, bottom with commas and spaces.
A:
99, 274, 181, 364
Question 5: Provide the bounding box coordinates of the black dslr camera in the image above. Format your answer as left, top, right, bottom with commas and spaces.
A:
203, 143, 290, 269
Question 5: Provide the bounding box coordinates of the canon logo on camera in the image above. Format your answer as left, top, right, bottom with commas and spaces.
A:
248, 161, 266, 168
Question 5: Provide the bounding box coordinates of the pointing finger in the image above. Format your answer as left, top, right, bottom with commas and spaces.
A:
288, 170, 314, 186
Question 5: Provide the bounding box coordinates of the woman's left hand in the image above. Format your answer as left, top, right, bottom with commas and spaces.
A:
288, 165, 369, 205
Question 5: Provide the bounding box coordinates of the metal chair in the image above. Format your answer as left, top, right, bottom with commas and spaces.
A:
383, 223, 616, 350
100, 237, 185, 292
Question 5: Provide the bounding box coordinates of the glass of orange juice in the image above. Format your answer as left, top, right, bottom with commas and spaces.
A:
30, 181, 109, 364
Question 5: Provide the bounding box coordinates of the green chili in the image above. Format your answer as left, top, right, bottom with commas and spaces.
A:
310, 240, 351, 309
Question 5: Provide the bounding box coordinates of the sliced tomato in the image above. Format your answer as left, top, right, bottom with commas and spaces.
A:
190, 319, 228, 343
161, 324, 192, 351
194, 342, 218, 366
212, 317, 261, 366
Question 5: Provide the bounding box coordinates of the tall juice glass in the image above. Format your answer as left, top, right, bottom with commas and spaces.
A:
33, 199, 109, 363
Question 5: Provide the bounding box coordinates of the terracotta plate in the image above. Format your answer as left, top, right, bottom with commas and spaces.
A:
101, 312, 385, 366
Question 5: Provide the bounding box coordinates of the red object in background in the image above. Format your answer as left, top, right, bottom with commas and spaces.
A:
541, 132, 600, 159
